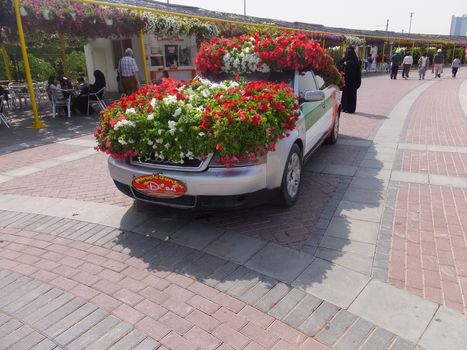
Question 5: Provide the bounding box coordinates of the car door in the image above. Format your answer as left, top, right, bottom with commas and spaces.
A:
297, 71, 330, 155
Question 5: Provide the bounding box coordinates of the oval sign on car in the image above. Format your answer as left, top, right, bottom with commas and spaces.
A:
132, 174, 186, 199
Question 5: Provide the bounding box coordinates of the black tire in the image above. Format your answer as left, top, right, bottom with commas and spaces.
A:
278, 144, 303, 207
326, 114, 340, 145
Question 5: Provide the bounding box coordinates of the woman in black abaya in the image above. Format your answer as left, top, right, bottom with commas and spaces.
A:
72, 70, 106, 115
339, 47, 361, 113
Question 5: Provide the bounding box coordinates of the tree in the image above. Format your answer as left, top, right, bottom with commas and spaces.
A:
18, 54, 55, 81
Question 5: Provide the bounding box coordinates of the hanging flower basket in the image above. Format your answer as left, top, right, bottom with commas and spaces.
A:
95, 78, 299, 167
104, 17, 113, 26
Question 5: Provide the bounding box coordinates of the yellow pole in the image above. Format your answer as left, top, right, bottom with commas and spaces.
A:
138, 13, 149, 85
13, 0, 45, 128
58, 33, 69, 77
321, 37, 325, 48
0, 44, 13, 82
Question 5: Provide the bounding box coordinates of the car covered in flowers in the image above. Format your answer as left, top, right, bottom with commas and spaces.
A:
95, 33, 343, 208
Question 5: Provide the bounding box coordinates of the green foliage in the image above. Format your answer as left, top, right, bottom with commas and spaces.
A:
66, 50, 86, 78
327, 46, 344, 66
18, 54, 55, 81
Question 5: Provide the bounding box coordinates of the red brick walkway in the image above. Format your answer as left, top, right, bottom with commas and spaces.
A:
0, 226, 329, 350
388, 74, 467, 315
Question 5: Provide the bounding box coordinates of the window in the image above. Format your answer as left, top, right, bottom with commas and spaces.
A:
314, 74, 326, 90
298, 71, 317, 97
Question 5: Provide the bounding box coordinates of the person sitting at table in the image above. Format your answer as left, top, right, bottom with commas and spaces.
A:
72, 70, 106, 115
46, 76, 63, 101
75, 76, 86, 94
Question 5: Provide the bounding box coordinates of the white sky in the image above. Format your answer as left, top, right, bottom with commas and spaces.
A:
168, 0, 466, 35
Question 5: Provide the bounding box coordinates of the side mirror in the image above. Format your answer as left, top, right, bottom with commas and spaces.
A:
303, 90, 325, 102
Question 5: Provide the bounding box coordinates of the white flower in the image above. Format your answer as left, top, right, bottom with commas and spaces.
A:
147, 140, 154, 146
165, 143, 170, 149
125, 108, 136, 114
186, 151, 194, 159
158, 129, 163, 135
173, 108, 182, 118
168, 120, 176, 129
156, 138, 163, 143
118, 138, 127, 145
147, 113, 154, 121
152, 144, 157, 149
180, 152, 184, 158
201, 89, 210, 98
198, 132, 205, 137
163, 95, 177, 104
128, 139, 134, 144
150, 98, 157, 108
169, 129, 176, 136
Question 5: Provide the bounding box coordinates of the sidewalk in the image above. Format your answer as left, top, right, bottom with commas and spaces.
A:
1, 70, 467, 349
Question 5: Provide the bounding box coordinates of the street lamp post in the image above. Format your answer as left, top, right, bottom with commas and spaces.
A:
244, 0, 246, 16
409, 12, 414, 34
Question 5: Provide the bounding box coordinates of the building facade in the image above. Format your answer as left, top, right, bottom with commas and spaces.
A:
450, 15, 467, 36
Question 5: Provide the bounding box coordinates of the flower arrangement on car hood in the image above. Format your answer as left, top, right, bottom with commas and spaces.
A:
195, 33, 344, 87
95, 78, 298, 167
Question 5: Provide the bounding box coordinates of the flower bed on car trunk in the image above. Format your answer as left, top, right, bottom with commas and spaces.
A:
95, 78, 298, 167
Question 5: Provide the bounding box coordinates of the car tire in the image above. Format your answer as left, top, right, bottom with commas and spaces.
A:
278, 143, 303, 207
326, 115, 340, 145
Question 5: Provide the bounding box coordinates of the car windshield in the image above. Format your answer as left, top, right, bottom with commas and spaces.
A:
201, 71, 294, 88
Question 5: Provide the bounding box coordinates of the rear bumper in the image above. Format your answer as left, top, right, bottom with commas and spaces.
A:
108, 157, 277, 209
113, 180, 277, 209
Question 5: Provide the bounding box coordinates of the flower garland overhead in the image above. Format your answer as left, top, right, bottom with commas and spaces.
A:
95, 78, 298, 167
195, 33, 344, 87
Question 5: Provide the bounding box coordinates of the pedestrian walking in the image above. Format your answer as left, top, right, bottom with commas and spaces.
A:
390, 50, 402, 79
433, 49, 444, 78
451, 57, 461, 78
118, 48, 140, 96
339, 46, 361, 114
418, 53, 429, 80
401, 51, 413, 80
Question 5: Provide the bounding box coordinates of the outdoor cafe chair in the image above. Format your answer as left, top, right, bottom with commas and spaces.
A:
51, 88, 72, 118
0, 95, 10, 128
8, 82, 29, 109
87, 87, 106, 115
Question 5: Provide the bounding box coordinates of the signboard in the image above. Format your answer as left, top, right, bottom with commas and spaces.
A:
132, 174, 186, 199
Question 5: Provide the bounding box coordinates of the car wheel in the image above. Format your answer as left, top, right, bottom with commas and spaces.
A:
278, 144, 302, 207
326, 115, 340, 144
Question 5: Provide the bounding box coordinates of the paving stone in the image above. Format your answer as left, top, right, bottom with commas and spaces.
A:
429, 174, 467, 189
29, 338, 60, 350
83, 322, 133, 350
254, 283, 291, 313
245, 243, 314, 283
2, 282, 50, 312
204, 233, 267, 264
335, 200, 383, 223
322, 164, 358, 177
293, 258, 369, 308
282, 293, 322, 328
170, 221, 224, 250
44, 302, 98, 338
0, 324, 34, 349
391, 171, 429, 184
110, 329, 147, 350
238, 275, 277, 305
315, 310, 357, 346
268, 288, 306, 320
419, 306, 467, 350
389, 338, 418, 350
334, 318, 375, 350
13, 288, 63, 319
325, 217, 380, 244
54, 308, 107, 346
66, 315, 120, 350
298, 301, 339, 337
361, 328, 396, 350
227, 269, 260, 298
132, 338, 162, 350
315, 247, 374, 276
34, 298, 86, 331
182, 253, 227, 280
343, 187, 385, 205
349, 280, 438, 343
319, 236, 375, 257
215, 266, 251, 293
0, 318, 22, 338
8, 330, 44, 350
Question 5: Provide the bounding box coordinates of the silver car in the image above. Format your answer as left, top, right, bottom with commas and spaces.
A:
108, 69, 340, 208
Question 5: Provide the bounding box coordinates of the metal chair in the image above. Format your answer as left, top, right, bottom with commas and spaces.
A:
0, 95, 10, 128
51, 88, 71, 118
87, 87, 106, 115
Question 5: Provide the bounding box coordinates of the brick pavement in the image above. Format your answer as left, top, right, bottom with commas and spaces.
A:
400, 150, 467, 177
387, 73, 467, 315
0, 211, 422, 350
